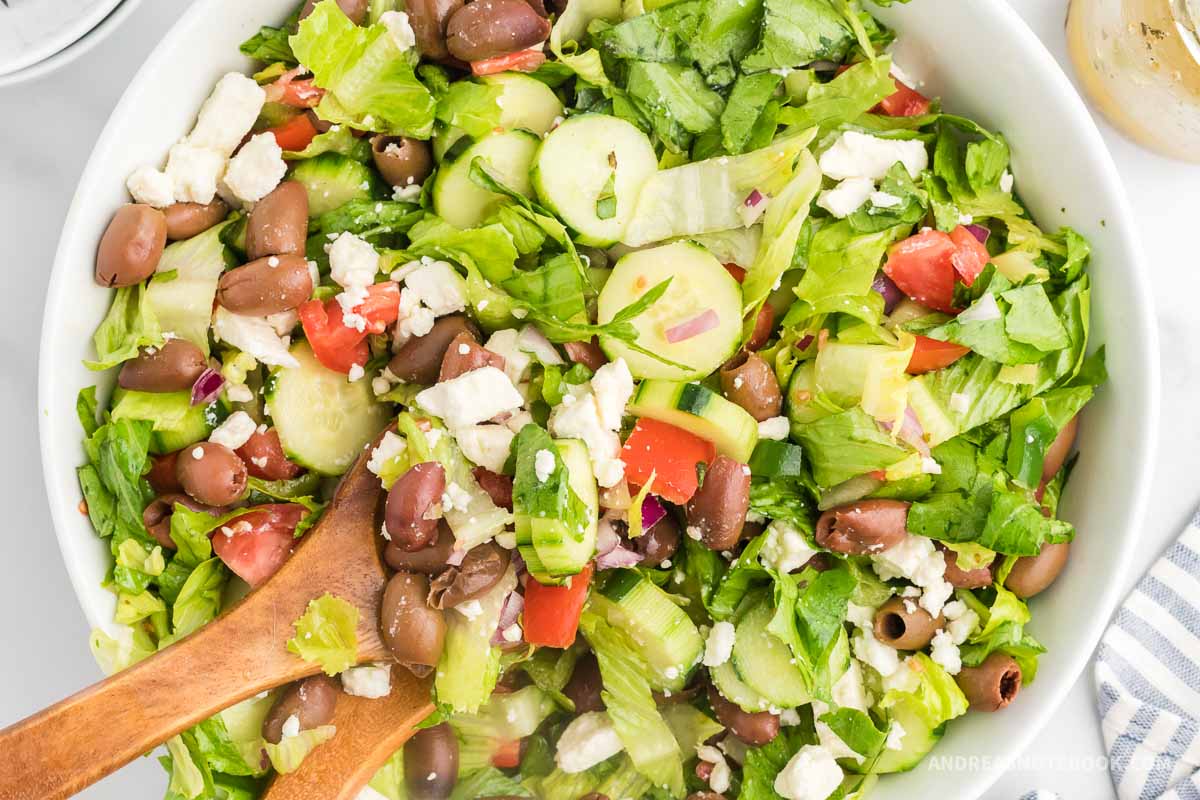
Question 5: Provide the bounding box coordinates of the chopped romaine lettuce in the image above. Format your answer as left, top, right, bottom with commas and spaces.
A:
286, 593, 360, 676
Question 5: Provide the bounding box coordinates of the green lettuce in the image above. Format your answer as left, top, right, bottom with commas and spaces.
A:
741, 0, 855, 72
168, 558, 229, 643
264, 724, 337, 773
593, 1, 700, 63
721, 72, 783, 154
691, 0, 766, 86
286, 593, 359, 675
435, 79, 505, 140
793, 407, 908, 487
958, 585, 1046, 681
778, 56, 896, 134
86, 283, 163, 370
879, 652, 968, 728
283, 125, 372, 161
625, 62, 725, 152
1006, 386, 1092, 487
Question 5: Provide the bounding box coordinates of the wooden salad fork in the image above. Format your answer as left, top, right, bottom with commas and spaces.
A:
0, 432, 432, 800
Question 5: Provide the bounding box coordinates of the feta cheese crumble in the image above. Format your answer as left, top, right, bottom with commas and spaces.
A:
702, 621, 736, 667
816, 176, 875, 218
126, 166, 176, 208
209, 410, 256, 450
534, 448, 556, 482
380, 10, 416, 50
819, 131, 929, 182
757, 416, 791, 441
549, 359, 634, 487
555, 712, 623, 773
367, 432, 407, 476
871, 534, 954, 617
224, 133, 287, 204
415, 367, 524, 430
454, 424, 515, 473
759, 520, 818, 574
774, 745, 843, 800
341, 663, 392, 698
212, 307, 299, 368
697, 744, 732, 794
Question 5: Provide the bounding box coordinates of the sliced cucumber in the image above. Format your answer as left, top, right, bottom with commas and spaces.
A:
290, 153, 384, 217
530, 438, 599, 577
709, 660, 773, 713
747, 439, 804, 479
596, 241, 743, 381
596, 571, 704, 691
628, 380, 758, 463
433, 130, 540, 229
730, 600, 810, 707
144, 222, 232, 356
785, 361, 833, 429
482, 72, 565, 135
865, 700, 942, 774
266, 341, 391, 475
532, 115, 658, 246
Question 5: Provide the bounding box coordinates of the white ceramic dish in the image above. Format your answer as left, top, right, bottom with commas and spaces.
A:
0, 0, 126, 79
37, 0, 1159, 797
0, 0, 142, 89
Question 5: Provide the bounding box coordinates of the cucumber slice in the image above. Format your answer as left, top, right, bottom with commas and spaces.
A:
730, 600, 810, 707
532, 115, 658, 246
482, 72, 565, 135
747, 439, 804, 479
596, 241, 743, 381
290, 153, 384, 217
530, 438, 599, 577
596, 572, 704, 691
266, 341, 391, 475
709, 660, 773, 713
628, 380, 758, 463
433, 130, 540, 229
864, 700, 942, 774
785, 361, 833, 428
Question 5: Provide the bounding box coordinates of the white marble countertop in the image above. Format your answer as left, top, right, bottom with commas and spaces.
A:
0, 1, 1196, 797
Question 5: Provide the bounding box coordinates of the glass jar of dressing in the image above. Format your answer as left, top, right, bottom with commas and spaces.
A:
1067, 0, 1200, 162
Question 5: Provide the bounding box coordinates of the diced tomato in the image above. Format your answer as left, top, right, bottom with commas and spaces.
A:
867, 470, 888, 481
883, 229, 958, 314
948, 225, 990, 287
471, 49, 547, 76
278, 78, 325, 108
236, 427, 304, 481
490, 739, 522, 768
878, 79, 932, 117
265, 113, 319, 152
211, 504, 306, 587
523, 564, 593, 648
906, 335, 971, 374
621, 419, 717, 505
297, 282, 401, 373
723, 263, 747, 283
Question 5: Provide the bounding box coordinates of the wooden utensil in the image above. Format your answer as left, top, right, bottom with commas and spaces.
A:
261, 664, 431, 800
0, 434, 428, 800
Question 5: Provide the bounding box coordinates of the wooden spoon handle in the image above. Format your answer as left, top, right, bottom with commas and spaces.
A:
262, 667, 433, 800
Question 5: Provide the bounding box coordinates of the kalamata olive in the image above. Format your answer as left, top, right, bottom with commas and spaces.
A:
872, 596, 945, 650
385, 521, 456, 574
142, 493, 224, 550
707, 682, 779, 746
686, 456, 751, 551
1005, 541, 1070, 599
439, 332, 506, 381
636, 516, 680, 567
404, 722, 459, 800
235, 427, 305, 481
306, 109, 333, 134
719, 352, 783, 422
389, 315, 481, 384
216, 255, 314, 316
472, 467, 513, 510
1041, 416, 1079, 483
746, 303, 776, 351
445, 0, 551, 62
955, 652, 1022, 712
175, 442, 248, 507
96, 204, 167, 287
300, 0, 368, 24
246, 181, 308, 261
523, 0, 549, 16
118, 339, 208, 393
146, 451, 183, 494
428, 542, 510, 608
162, 198, 229, 241
371, 136, 434, 190
406, 0, 466, 60
563, 653, 605, 713
563, 338, 608, 371
939, 544, 994, 589
261, 675, 340, 744
385, 462, 446, 551
814, 500, 910, 555
381, 572, 446, 676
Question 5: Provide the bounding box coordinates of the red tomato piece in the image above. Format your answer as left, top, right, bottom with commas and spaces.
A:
621, 418, 717, 505
277, 78, 325, 108
723, 263, 747, 283
266, 113, 319, 152
236, 427, 305, 481
883, 229, 959, 314
907, 335, 971, 374
471, 49, 547, 76
211, 504, 306, 587
298, 282, 401, 373
523, 564, 593, 648
948, 225, 991, 287
490, 739, 522, 768
878, 79, 932, 117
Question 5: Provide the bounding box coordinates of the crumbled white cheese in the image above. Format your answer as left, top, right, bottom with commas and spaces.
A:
757, 416, 791, 441
165, 141, 226, 204
958, 292, 1002, 324
886, 721, 907, 750
852, 624, 900, 678
209, 410, 257, 450
882, 656, 922, 694
1000, 170, 1014, 193
225, 383, 254, 403
549, 359, 633, 488
920, 456, 942, 475
367, 432, 407, 477
224, 133, 287, 204
329, 232, 380, 290
456, 599, 483, 620
341, 663, 392, 698
872, 534, 954, 617
280, 714, 301, 739
555, 712, 623, 773
759, 520, 818, 574
944, 600, 980, 645
929, 629, 962, 675
442, 483, 472, 515
774, 745, 844, 800
212, 307, 299, 368
870, 190, 903, 209
819, 131, 929, 181
702, 621, 736, 667
534, 449, 556, 482
348, 363, 365, 382
779, 708, 802, 727
396, 288, 436, 340
126, 166, 176, 208
697, 744, 732, 794
189, 73, 267, 157
485, 329, 534, 385
380, 10, 416, 50
816, 176, 875, 218
415, 367, 524, 430
454, 424, 515, 473
501, 623, 523, 642
404, 259, 467, 316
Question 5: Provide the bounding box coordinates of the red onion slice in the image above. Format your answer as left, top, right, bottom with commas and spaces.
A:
490, 591, 525, 645
744, 189, 765, 208
965, 223, 991, 244
640, 494, 667, 533
190, 368, 224, 406
880, 407, 930, 457
796, 334, 815, 351
596, 520, 621, 556
872, 272, 904, 315
595, 545, 643, 570
665, 309, 719, 343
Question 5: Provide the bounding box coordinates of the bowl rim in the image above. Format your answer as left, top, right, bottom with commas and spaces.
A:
0, 0, 127, 79
37, 0, 1160, 797
0, 0, 144, 89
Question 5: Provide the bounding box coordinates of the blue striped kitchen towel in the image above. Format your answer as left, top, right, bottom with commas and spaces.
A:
1093, 512, 1200, 799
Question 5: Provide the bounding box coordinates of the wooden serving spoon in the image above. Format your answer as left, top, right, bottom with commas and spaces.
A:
0, 433, 432, 800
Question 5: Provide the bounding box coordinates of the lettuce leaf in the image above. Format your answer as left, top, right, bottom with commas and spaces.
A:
690, 0, 766, 86
741, 0, 855, 72
1006, 386, 1092, 487
593, 1, 700, 63
264, 724, 337, 773
169, 558, 229, 642
721, 72, 783, 154
793, 407, 908, 487
879, 652, 968, 728
958, 585, 1046, 682
434, 80, 505, 140
283, 125, 372, 161
625, 62, 725, 152
286, 593, 360, 675
86, 283, 163, 371
778, 56, 895, 134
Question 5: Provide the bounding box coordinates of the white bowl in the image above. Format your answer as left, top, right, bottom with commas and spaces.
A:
0, 0, 127, 79
38, 0, 1159, 797
0, 0, 143, 89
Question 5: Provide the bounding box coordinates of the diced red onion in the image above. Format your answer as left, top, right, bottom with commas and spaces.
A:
640, 494, 667, 533
490, 591, 525, 645
190, 368, 224, 406
744, 189, 765, 208
796, 334, 815, 351
511, 548, 527, 577
965, 224, 991, 244
665, 309, 719, 343
446, 547, 467, 567
596, 520, 621, 556
595, 545, 643, 570
872, 272, 904, 315
880, 407, 930, 458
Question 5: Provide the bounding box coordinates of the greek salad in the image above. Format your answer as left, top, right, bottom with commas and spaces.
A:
75, 0, 1105, 798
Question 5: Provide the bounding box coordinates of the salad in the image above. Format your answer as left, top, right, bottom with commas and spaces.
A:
75, 0, 1105, 798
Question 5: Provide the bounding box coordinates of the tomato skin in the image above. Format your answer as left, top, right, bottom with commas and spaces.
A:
236, 427, 305, 481
490, 739, 522, 768
621, 419, 717, 505
883, 229, 959, 314
298, 282, 401, 373
878, 79, 932, 117
948, 225, 990, 287
907, 335, 971, 374
266, 113, 319, 152
523, 564, 593, 648
471, 50, 546, 76
211, 504, 306, 587
723, 263, 747, 283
